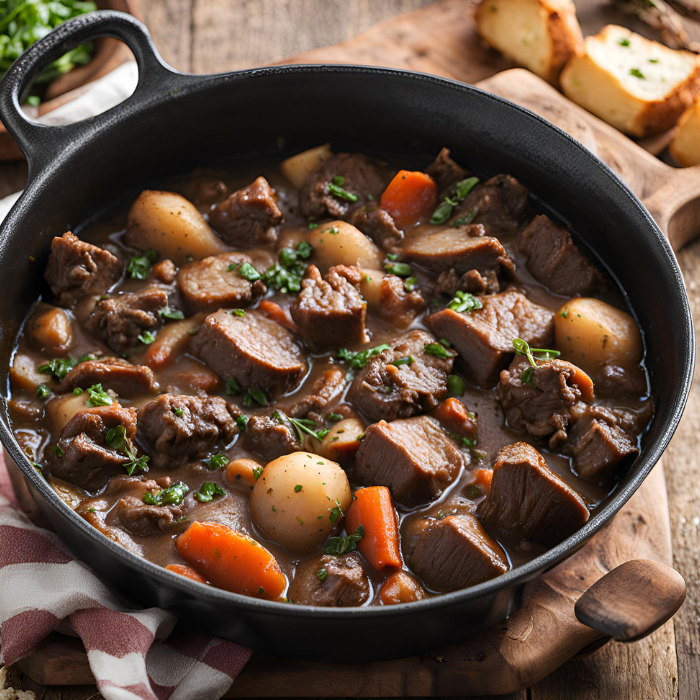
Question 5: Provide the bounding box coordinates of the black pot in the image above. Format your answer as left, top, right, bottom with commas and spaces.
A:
0, 11, 693, 663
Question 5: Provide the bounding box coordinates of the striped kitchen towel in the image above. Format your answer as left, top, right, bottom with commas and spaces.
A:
0, 457, 251, 699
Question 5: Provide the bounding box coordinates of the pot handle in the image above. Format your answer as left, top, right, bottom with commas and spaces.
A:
0, 11, 173, 168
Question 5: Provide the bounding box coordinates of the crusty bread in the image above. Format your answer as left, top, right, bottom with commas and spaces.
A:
670, 97, 700, 166
476, 0, 583, 85
560, 25, 700, 138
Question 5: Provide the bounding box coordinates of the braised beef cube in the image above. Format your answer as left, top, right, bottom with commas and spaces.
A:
407, 514, 509, 592
209, 176, 283, 246
59, 357, 158, 397
49, 405, 138, 492
290, 265, 367, 352
137, 394, 239, 469
299, 153, 386, 220
402, 225, 514, 277
244, 411, 301, 462
289, 367, 346, 418
85, 288, 168, 354
108, 495, 186, 537
45, 232, 123, 306
518, 215, 601, 296
425, 148, 468, 197
452, 174, 529, 232
177, 252, 266, 314
354, 415, 466, 508
426, 289, 554, 388
498, 355, 594, 442
596, 362, 647, 400
435, 267, 501, 297
181, 175, 227, 205
191, 309, 307, 400
565, 413, 638, 480
477, 442, 590, 547
347, 330, 454, 423
150, 259, 177, 284
351, 203, 403, 248
288, 554, 370, 607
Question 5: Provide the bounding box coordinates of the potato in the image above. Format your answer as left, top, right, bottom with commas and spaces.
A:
10, 354, 48, 393
125, 190, 228, 265
30, 306, 72, 354
555, 298, 643, 374
279, 143, 332, 189
316, 418, 366, 465
358, 268, 386, 306
46, 392, 89, 431
308, 221, 384, 271
250, 451, 352, 554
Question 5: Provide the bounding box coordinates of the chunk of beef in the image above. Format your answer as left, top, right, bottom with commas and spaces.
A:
498, 355, 594, 444
150, 259, 177, 284
299, 153, 386, 220
108, 495, 186, 537
288, 554, 370, 607
59, 358, 158, 397
595, 362, 647, 400
402, 225, 515, 279
518, 215, 601, 296
565, 410, 638, 480
290, 265, 367, 352
191, 309, 307, 400
426, 289, 554, 388
452, 174, 529, 232
477, 442, 590, 547
354, 415, 466, 507
425, 148, 468, 197
209, 176, 283, 246
85, 288, 168, 354
177, 252, 266, 314
288, 367, 346, 418
435, 267, 501, 297
49, 405, 138, 492
347, 330, 454, 423
45, 232, 123, 306
243, 411, 301, 463
406, 514, 509, 592
137, 394, 239, 469
351, 203, 404, 248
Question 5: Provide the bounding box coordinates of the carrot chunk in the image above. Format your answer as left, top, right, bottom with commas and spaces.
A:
259, 299, 298, 332
345, 486, 402, 571
165, 563, 208, 584
380, 170, 438, 230
176, 521, 287, 600
379, 570, 427, 605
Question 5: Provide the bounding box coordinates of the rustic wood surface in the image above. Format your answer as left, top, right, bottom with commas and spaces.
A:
0, 0, 698, 698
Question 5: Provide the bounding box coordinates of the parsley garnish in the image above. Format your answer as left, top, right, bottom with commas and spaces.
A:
203, 453, 229, 469
424, 343, 452, 359
430, 177, 480, 224
237, 262, 261, 281
37, 357, 77, 382
86, 383, 112, 407
404, 276, 418, 292
384, 262, 412, 278
127, 249, 157, 280
329, 499, 344, 523
273, 410, 329, 442
159, 306, 185, 321
243, 388, 268, 407
262, 242, 313, 294
144, 481, 189, 506
452, 210, 477, 227
619, 38, 630, 47
194, 482, 226, 502
325, 525, 364, 555
138, 331, 156, 345
448, 290, 483, 313
327, 182, 358, 202
447, 374, 465, 395
225, 378, 241, 395
105, 424, 150, 475
630, 68, 645, 79
317, 568, 328, 581
53, 445, 64, 457
392, 355, 415, 367
327, 413, 343, 422
36, 384, 50, 399
512, 337, 560, 386
337, 343, 390, 369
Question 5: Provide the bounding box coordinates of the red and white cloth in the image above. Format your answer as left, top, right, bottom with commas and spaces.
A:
0, 456, 251, 698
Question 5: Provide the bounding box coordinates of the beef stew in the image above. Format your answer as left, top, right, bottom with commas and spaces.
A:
8, 146, 653, 607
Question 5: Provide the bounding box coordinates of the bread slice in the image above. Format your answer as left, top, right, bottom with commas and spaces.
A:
670, 97, 700, 166
476, 0, 583, 85
560, 25, 700, 138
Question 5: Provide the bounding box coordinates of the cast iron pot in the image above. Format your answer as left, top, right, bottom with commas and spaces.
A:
0, 11, 693, 662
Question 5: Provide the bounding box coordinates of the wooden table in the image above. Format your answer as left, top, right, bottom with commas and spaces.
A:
2, 1, 698, 698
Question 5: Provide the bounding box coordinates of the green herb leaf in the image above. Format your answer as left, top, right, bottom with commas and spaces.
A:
327, 182, 358, 202
324, 525, 364, 555
237, 414, 249, 430
203, 453, 229, 469
253, 466, 263, 480
424, 343, 452, 359
238, 262, 261, 281
431, 177, 480, 223
317, 568, 328, 581
144, 481, 189, 506
630, 68, 645, 79
521, 366, 535, 387
247, 388, 268, 406
73, 387, 83, 396
448, 290, 483, 314
337, 343, 390, 369
392, 355, 414, 367
404, 276, 418, 292
194, 482, 226, 502
37, 357, 77, 381
386, 253, 399, 261
127, 251, 156, 280
124, 452, 150, 476
619, 38, 630, 46
35, 383, 50, 399
87, 383, 112, 407
385, 262, 412, 278
138, 331, 157, 345
447, 374, 465, 395
53, 444, 64, 457
225, 377, 241, 395
452, 210, 477, 227
512, 338, 560, 369
327, 413, 343, 422
332, 175, 345, 186
105, 425, 127, 451
329, 499, 344, 523
159, 306, 185, 321
294, 484, 303, 492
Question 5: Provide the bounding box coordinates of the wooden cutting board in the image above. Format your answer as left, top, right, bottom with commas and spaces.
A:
10, 0, 690, 695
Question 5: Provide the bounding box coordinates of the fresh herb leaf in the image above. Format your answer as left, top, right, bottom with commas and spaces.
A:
261, 242, 313, 294
392, 355, 414, 367
452, 210, 477, 227
512, 338, 560, 368
87, 383, 112, 407
448, 290, 483, 314
294, 484, 303, 492
159, 306, 185, 321
225, 377, 241, 395
127, 251, 157, 280
35, 383, 50, 399
337, 343, 390, 369
138, 331, 156, 345
203, 453, 229, 469
447, 374, 465, 395
246, 388, 268, 407
324, 525, 364, 555
253, 465, 263, 480
237, 414, 249, 430
53, 444, 64, 457
630, 68, 645, 79
124, 452, 150, 476
238, 262, 261, 281
308, 223, 319, 229
431, 177, 480, 223
73, 387, 83, 396
619, 38, 630, 46
173, 407, 184, 417
226, 308, 245, 317
521, 366, 535, 387
328, 413, 343, 422
317, 568, 328, 581
105, 425, 127, 451
144, 481, 189, 506
385, 262, 412, 278
329, 499, 344, 523
386, 253, 399, 261
404, 276, 418, 292
37, 357, 77, 381
332, 175, 345, 186
424, 343, 452, 359
327, 182, 358, 202
194, 482, 226, 503
560, 308, 569, 318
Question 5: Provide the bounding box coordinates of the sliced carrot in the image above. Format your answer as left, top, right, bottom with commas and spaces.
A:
144, 315, 202, 370
345, 486, 402, 571
431, 397, 477, 442
176, 521, 287, 600
174, 367, 220, 393
379, 571, 427, 605
380, 170, 438, 230
166, 563, 208, 584
259, 299, 298, 332
466, 468, 493, 498
567, 363, 595, 403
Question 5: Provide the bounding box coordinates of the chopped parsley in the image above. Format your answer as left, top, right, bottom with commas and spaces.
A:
35, 383, 50, 399
329, 499, 344, 523
203, 453, 229, 469
317, 568, 328, 581
384, 262, 412, 278
37, 356, 77, 381
630, 68, 645, 79
237, 262, 261, 281
225, 378, 241, 395
560, 308, 569, 318
105, 424, 127, 451
138, 331, 157, 345
261, 242, 313, 294
404, 276, 418, 292
424, 343, 452, 359
325, 525, 364, 555
243, 388, 268, 407
273, 410, 329, 442
448, 290, 483, 314
237, 414, 249, 430
337, 343, 390, 369
144, 481, 189, 506
194, 482, 226, 503
53, 445, 64, 457
327, 182, 359, 202
392, 355, 415, 367
512, 338, 560, 386
253, 465, 263, 480
159, 306, 185, 321
619, 38, 630, 47
386, 253, 399, 261
86, 383, 112, 407
124, 452, 150, 476
127, 249, 157, 280
173, 407, 184, 417
452, 209, 476, 227
327, 413, 343, 422
105, 424, 150, 476
227, 309, 245, 317
294, 484, 303, 492
73, 387, 83, 396
430, 177, 480, 224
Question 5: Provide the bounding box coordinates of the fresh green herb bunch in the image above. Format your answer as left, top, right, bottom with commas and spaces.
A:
262, 241, 313, 294
0, 1, 98, 92
512, 337, 560, 387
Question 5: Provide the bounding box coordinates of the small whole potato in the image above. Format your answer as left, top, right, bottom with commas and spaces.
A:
125, 190, 228, 265
30, 306, 73, 354
279, 143, 333, 190
250, 451, 352, 554
307, 221, 384, 271
555, 297, 643, 375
